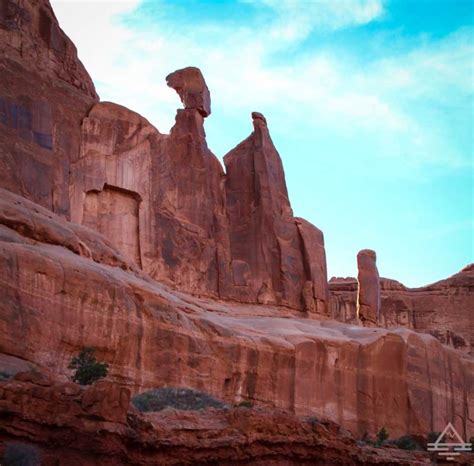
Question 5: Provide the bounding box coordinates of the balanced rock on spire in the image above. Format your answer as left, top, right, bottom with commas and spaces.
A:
166, 66, 211, 117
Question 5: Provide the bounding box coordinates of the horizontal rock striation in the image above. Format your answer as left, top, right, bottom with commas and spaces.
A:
0, 371, 437, 465
0, 192, 472, 440
329, 268, 474, 354
0, 0, 98, 215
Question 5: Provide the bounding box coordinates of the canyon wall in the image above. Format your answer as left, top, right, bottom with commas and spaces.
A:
329, 266, 474, 355
0, 0, 472, 452
0, 0, 98, 216
0, 190, 472, 440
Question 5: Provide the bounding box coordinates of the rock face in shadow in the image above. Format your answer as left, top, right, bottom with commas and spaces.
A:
357, 249, 381, 325
0, 191, 472, 441
0, 372, 437, 466
0, 0, 98, 215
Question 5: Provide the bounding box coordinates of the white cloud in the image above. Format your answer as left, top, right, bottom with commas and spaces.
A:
50, 0, 472, 168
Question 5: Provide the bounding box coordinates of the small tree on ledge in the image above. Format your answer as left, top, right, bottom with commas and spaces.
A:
68, 347, 109, 385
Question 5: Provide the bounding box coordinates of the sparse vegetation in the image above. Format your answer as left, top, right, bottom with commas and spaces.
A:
68, 347, 109, 385
394, 434, 421, 451
3, 442, 41, 466
427, 431, 441, 444
131, 387, 228, 412
375, 427, 389, 447
0, 370, 12, 381
234, 400, 253, 408
306, 416, 319, 428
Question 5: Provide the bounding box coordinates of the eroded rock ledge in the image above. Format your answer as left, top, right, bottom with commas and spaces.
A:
0, 371, 438, 465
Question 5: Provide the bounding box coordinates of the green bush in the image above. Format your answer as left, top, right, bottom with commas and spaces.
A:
0, 371, 12, 381
306, 416, 319, 428
234, 400, 253, 408
426, 431, 441, 444
3, 442, 41, 466
394, 435, 421, 451
375, 427, 389, 447
68, 347, 109, 385
131, 387, 227, 412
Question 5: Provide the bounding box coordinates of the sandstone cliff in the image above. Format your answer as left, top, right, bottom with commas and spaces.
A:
0, 1, 472, 462
0, 0, 98, 215
0, 371, 441, 465
329, 266, 474, 354
0, 189, 472, 441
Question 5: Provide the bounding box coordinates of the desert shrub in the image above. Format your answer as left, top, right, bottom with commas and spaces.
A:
375, 427, 389, 447
306, 416, 319, 428
0, 371, 12, 381
68, 347, 109, 385
234, 400, 253, 408
131, 387, 228, 412
3, 442, 41, 466
394, 434, 421, 451
427, 431, 441, 444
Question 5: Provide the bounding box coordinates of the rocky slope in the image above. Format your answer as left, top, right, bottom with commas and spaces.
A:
0, 371, 444, 466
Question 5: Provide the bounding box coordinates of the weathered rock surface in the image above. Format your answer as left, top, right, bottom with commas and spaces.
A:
329, 266, 474, 354
0, 192, 472, 441
357, 249, 381, 324
224, 113, 329, 311
0, 372, 441, 466
0, 0, 98, 215
166, 66, 211, 117
0, 0, 330, 310
329, 277, 359, 324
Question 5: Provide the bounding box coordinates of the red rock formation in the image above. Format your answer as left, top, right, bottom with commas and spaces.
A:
296, 217, 329, 314
0, 1, 472, 458
0, 371, 452, 465
0, 191, 472, 440
0, 0, 98, 215
357, 249, 381, 325
224, 112, 329, 311
329, 267, 473, 354
166, 66, 211, 117
329, 277, 359, 323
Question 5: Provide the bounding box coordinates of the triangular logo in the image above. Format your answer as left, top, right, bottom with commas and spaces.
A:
427, 422, 472, 461
433, 422, 466, 446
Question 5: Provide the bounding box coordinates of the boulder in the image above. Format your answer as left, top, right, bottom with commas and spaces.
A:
166, 66, 211, 117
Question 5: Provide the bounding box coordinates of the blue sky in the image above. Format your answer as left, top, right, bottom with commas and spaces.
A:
52, 0, 473, 287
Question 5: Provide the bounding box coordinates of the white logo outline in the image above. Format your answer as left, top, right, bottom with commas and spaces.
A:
427, 422, 472, 461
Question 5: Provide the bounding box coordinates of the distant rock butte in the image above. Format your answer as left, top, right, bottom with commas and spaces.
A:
0, 0, 472, 459
329, 267, 474, 355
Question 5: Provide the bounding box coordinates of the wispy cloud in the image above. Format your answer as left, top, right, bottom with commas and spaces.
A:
51, 0, 472, 169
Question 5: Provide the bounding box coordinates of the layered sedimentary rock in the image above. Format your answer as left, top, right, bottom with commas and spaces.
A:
166, 66, 211, 117
75, 86, 330, 307
0, 0, 98, 215
0, 192, 472, 440
0, 372, 438, 466
295, 218, 329, 314
329, 266, 474, 354
224, 112, 329, 311
329, 277, 359, 324
357, 249, 381, 324
0, 0, 329, 308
